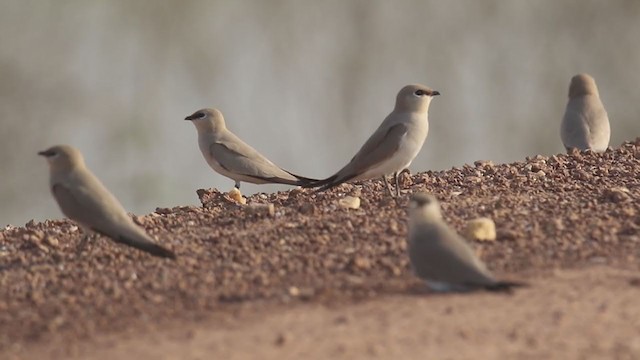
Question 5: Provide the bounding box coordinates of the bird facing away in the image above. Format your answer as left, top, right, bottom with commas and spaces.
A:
304, 84, 439, 197
407, 193, 523, 292
185, 108, 317, 189
39, 145, 176, 259
560, 73, 610, 152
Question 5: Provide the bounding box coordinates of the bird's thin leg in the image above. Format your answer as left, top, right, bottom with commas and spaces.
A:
234, 181, 241, 189
383, 175, 394, 197
394, 171, 401, 197
76, 232, 91, 256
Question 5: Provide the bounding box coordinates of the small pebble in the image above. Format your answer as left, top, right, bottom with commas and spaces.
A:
464, 217, 497, 241
338, 196, 360, 210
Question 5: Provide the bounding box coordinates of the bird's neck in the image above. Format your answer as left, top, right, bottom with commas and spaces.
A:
194, 121, 225, 136
410, 209, 443, 226
394, 101, 431, 114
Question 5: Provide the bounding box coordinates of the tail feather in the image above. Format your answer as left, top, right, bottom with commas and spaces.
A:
91, 226, 176, 259
316, 179, 343, 192
260, 175, 317, 187
251, 169, 318, 187
484, 281, 527, 292
116, 235, 177, 259
300, 176, 333, 189
284, 171, 319, 186
301, 174, 352, 191
315, 173, 360, 192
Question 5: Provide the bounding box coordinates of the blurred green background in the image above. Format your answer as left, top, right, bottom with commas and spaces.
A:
1, 0, 639, 225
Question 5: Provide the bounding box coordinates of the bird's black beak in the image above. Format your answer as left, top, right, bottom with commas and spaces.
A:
432, 90, 441, 96
38, 150, 54, 157
184, 114, 195, 121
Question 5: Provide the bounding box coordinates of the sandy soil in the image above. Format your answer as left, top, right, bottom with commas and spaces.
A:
3, 141, 640, 359
28, 266, 640, 360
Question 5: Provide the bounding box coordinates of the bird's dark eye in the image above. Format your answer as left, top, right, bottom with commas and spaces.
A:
414, 90, 426, 96
195, 112, 206, 118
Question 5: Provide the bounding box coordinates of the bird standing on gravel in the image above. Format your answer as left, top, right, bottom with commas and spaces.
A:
185, 108, 317, 191
39, 145, 176, 259
560, 73, 610, 152
407, 193, 523, 292
304, 84, 439, 197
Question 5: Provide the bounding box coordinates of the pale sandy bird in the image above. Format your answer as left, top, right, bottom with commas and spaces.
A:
185, 108, 317, 189
305, 84, 439, 197
560, 73, 610, 152
408, 193, 523, 292
39, 145, 176, 259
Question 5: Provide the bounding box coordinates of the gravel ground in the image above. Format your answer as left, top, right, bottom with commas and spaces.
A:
2, 140, 640, 359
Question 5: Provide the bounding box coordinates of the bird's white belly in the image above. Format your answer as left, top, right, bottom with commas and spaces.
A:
425, 280, 455, 292
424, 280, 471, 293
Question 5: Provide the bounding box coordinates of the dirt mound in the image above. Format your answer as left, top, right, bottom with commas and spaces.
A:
2, 140, 640, 358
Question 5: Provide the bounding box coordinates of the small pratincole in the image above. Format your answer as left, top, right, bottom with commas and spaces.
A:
304, 84, 439, 197
39, 145, 176, 259
185, 108, 317, 190
407, 193, 524, 292
560, 73, 610, 152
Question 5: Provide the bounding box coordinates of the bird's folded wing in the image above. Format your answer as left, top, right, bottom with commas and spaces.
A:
433, 225, 496, 283
53, 181, 175, 259
562, 108, 591, 146
52, 182, 124, 232
209, 140, 296, 181
338, 122, 408, 179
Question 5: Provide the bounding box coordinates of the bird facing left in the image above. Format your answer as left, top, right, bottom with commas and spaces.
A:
38, 145, 176, 259
185, 108, 317, 190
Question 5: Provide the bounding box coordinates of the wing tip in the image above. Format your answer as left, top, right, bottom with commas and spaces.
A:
153, 245, 177, 260
116, 234, 177, 260
281, 170, 320, 186
300, 175, 345, 190
139, 242, 177, 260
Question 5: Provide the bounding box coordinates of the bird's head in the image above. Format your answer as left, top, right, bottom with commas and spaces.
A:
184, 108, 226, 133
569, 73, 599, 98
395, 84, 440, 113
38, 145, 85, 172
409, 192, 443, 222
